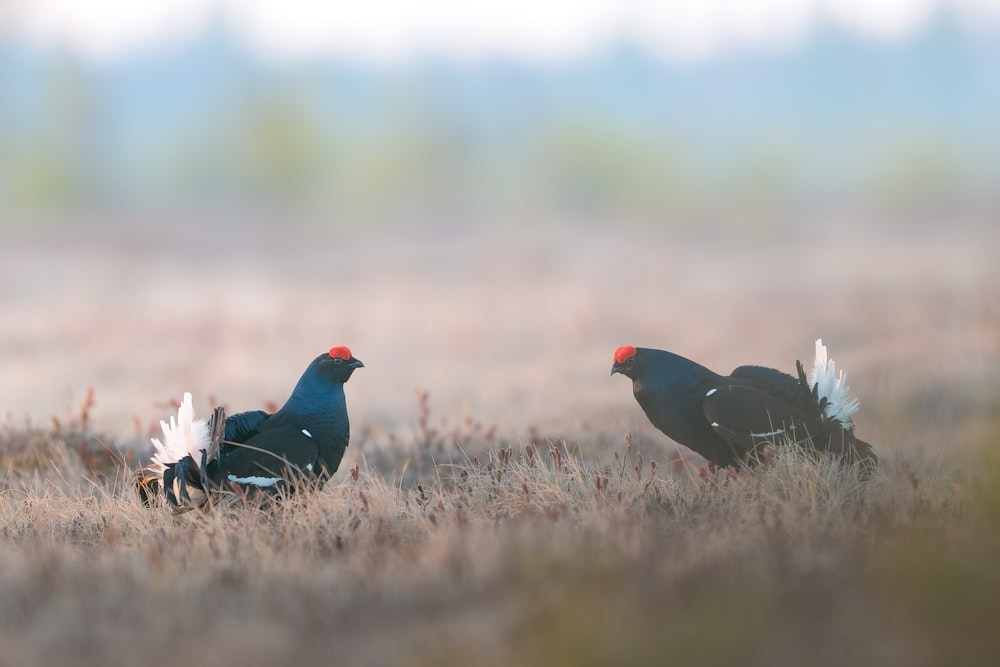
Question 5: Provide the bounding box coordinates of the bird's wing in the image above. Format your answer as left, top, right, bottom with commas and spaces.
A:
730, 365, 805, 404
215, 427, 319, 490
218, 409, 271, 459
703, 384, 819, 453
224, 409, 270, 443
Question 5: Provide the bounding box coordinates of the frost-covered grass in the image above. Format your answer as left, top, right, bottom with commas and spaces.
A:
1, 396, 998, 667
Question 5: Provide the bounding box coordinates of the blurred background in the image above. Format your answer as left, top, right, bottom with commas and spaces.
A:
1, 0, 997, 456
2, 0, 999, 221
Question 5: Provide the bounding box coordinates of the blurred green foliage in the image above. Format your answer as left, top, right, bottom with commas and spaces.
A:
1, 20, 998, 224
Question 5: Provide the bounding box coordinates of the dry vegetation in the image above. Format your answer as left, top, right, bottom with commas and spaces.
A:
1, 389, 999, 667
2, 221, 998, 666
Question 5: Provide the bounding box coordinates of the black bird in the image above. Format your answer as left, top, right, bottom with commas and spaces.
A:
611, 339, 876, 470
139, 346, 364, 509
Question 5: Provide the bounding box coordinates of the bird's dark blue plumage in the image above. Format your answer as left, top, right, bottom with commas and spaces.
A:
140, 346, 364, 510
223, 410, 268, 444
611, 342, 876, 470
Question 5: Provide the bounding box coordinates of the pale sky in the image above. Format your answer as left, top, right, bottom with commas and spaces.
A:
4, 0, 999, 64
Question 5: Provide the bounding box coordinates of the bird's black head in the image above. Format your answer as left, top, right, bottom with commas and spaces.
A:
311, 345, 365, 384
282, 346, 364, 418
610, 345, 639, 379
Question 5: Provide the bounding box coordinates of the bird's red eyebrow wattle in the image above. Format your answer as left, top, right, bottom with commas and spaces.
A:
329, 346, 352, 360
614, 345, 637, 364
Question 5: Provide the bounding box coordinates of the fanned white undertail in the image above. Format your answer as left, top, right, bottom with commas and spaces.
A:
148, 392, 211, 479
808, 339, 859, 429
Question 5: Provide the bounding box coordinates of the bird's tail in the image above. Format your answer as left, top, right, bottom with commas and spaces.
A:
848, 436, 879, 476
136, 394, 220, 510
149, 393, 211, 473
808, 339, 860, 429
795, 341, 878, 474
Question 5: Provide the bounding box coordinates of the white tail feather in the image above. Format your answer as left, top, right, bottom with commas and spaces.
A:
148, 392, 211, 479
808, 339, 859, 429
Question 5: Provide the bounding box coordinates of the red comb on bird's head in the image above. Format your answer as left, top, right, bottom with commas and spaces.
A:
614, 345, 637, 365
329, 346, 353, 360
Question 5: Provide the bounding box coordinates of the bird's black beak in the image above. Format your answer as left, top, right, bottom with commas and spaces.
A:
348, 357, 365, 369
610, 363, 623, 376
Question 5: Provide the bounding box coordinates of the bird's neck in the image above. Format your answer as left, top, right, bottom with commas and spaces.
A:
282, 382, 346, 421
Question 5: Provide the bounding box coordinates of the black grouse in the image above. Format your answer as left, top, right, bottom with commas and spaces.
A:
611, 339, 876, 470
139, 346, 364, 510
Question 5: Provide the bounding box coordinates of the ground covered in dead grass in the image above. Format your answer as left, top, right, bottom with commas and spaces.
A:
1, 219, 998, 665
1, 405, 998, 667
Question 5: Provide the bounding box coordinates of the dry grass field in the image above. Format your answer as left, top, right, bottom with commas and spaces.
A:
1, 218, 998, 666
